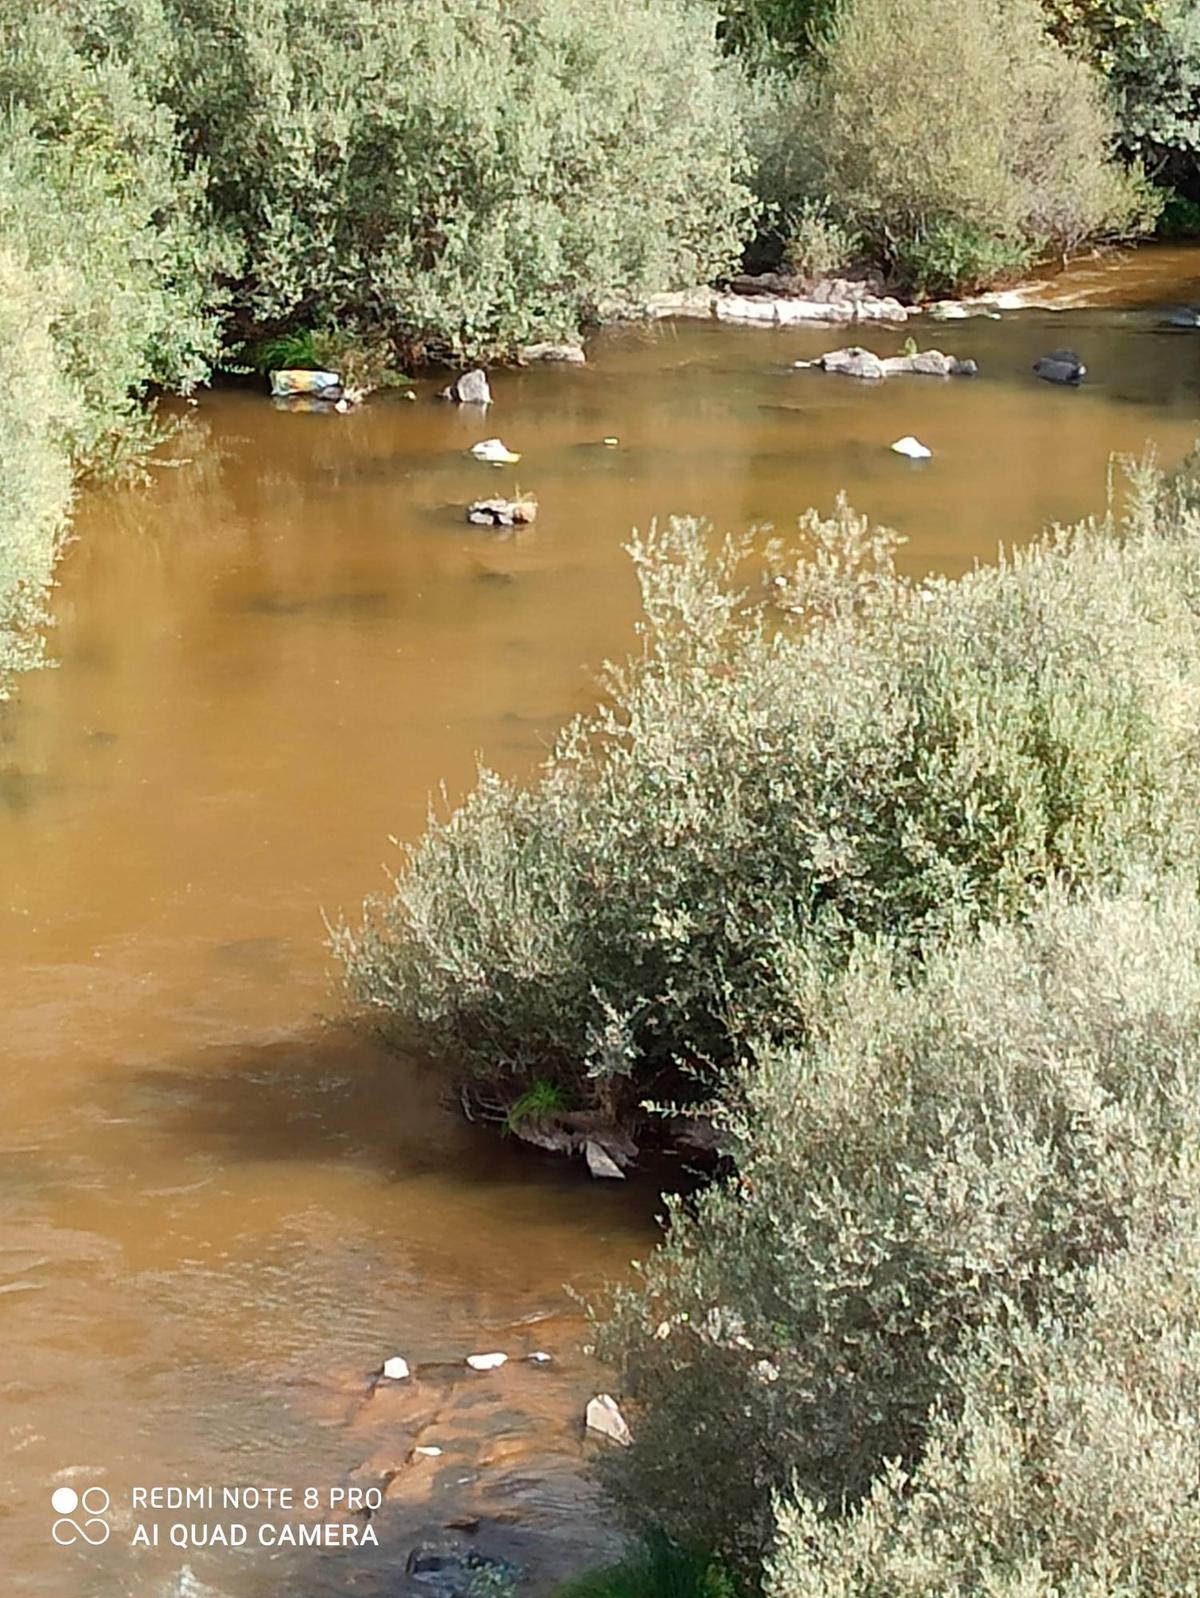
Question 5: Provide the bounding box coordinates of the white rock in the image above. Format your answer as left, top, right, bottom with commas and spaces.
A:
528, 1351, 553, 1364
643, 287, 717, 320
517, 342, 586, 365
470, 438, 521, 464
412, 1445, 443, 1457
585, 1393, 632, 1446
443, 368, 492, 405
585, 1139, 626, 1179
466, 1351, 508, 1371
382, 1355, 411, 1381
777, 298, 858, 325
890, 435, 932, 459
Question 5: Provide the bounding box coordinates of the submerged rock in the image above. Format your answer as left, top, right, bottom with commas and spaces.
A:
467, 496, 538, 528
1034, 349, 1086, 385
407, 1544, 523, 1594
585, 1393, 632, 1446
441, 369, 493, 405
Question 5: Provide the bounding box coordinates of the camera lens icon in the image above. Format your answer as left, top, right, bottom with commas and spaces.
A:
51, 1485, 111, 1545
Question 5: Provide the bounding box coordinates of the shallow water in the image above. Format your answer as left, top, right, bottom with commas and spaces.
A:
4, 246, 1200, 1597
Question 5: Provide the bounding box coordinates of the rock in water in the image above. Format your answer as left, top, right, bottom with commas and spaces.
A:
585, 1393, 632, 1446
517, 342, 586, 365
470, 438, 521, 464
1033, 350, 1086, 385
585, 1139, 626, 1179
467, 496, 538, 528
816, 346, 886, 380
382, 1355, 411, 1381
881, 349, 977, 377
891, 435, 932, 459
466, 1351, 508, 1371
270, 368, 343, 399
814, 346, 975, 379
441, 369, 492, 404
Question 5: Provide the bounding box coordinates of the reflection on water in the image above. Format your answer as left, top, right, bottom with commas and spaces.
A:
3, 247, 1200, 1595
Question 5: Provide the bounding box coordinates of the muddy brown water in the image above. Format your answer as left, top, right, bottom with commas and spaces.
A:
4, 247, 1200, 1597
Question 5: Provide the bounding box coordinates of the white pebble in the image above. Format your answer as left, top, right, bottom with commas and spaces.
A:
466, 1352, 508, 1371
382, 1356, 411, 1381
890, 435, 932, 459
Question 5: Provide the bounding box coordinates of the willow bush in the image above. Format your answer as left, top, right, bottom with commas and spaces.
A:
159, 0, 754, 357
751, 0, 1156, 291
593, 882, 1200, 1583
337, 468, 1200, 1115
0, 5, 224, 688
767, 1227, 1200, 1597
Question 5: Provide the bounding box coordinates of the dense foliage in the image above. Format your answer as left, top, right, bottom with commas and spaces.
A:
593, 882, 1200, 1590
159, 0, 753, 358
337, 470, 1200, 1115
751, 0, 1155, 292
767, 1227, 1200, 1596
0, 3, 223, 687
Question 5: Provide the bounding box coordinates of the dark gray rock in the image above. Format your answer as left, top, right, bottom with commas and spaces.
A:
406, 1544, 523, 1595
1033, 350, 1086, 385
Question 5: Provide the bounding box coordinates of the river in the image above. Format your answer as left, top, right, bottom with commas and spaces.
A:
3, 247, 1200, 1598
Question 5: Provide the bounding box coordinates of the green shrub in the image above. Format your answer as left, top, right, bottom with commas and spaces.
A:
593, 882, 1200, 1578
779, 199, 859, 281
1156, 186, 1200, 234
1044, 0, 1200, 200
558, 1534, 739, 1598
1110, 0, 1200, 196
719, 0, 840, 67
336, 470, 1200, 1117
0, 7, 225, 474
157, 0, 754, 359
0, 3, 225, 690
767, 1224, 1200, 1598
892, 218, 1033, 297
0, 247, 78, 686
762, 0, 1157, 292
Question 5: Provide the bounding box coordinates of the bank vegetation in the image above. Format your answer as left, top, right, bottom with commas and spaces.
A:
344, 459, 1200, 1596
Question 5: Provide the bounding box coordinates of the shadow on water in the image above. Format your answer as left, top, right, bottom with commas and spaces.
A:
122, 1022, 667, 1226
